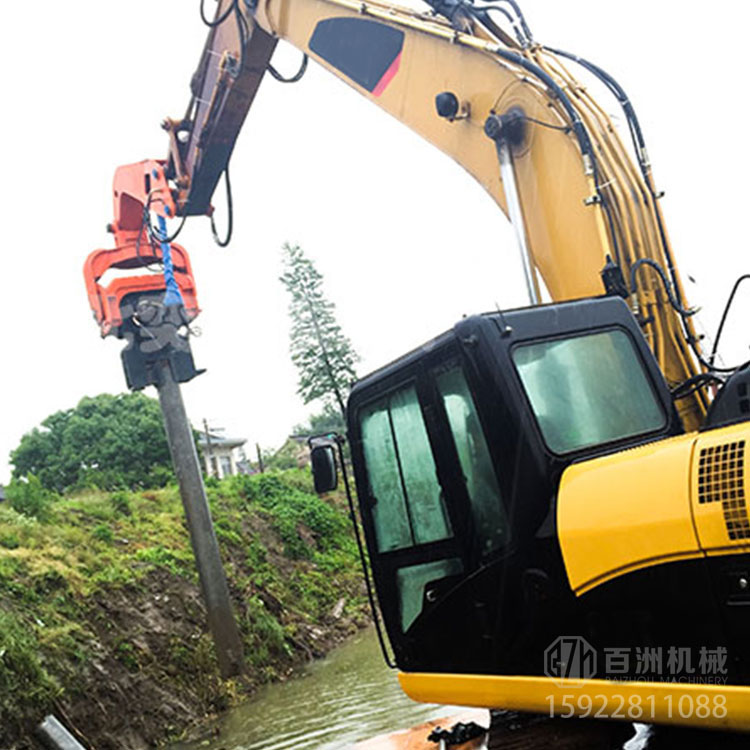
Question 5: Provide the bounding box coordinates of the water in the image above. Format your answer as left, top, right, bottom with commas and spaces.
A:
172, 628, 468, 750
171, 630, 744, 750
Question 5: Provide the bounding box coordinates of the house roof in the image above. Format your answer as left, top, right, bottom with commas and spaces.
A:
197, 432, 246, 450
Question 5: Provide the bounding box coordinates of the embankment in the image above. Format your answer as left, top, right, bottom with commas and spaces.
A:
0, 470, 369, 749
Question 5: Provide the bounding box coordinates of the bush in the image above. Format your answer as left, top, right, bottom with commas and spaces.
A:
92, 524, 114, 543
245, 596, 289, 667
0, 611, 60, 729
110, 490, 131, 516
146, 464, 174, 488
5, 475, 57, 520
0, 532, 20, 549
232, 472, 348, 558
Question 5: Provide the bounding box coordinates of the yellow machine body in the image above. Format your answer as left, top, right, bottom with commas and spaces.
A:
559, 421, 750, 597
399, 672, 750, 732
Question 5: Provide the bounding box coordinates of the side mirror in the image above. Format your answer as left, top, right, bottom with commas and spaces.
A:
310, 443, 338, 494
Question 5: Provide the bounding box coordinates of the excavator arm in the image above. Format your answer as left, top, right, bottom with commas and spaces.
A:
161, 0, 707, 428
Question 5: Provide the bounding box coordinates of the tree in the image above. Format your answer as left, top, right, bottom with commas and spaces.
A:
292, 403, 347, 437
4, 475, 58, 520
280, 243, 359, 418
10, 393, 174, 493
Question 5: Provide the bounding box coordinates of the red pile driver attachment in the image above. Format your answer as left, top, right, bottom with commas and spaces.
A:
84, 160, 200, 338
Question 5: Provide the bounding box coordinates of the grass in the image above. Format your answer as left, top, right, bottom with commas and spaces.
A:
0, 609, 62, 733
0, 468, 368, 745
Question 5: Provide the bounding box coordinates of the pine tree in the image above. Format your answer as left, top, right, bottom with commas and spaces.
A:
280, 243, 359, 419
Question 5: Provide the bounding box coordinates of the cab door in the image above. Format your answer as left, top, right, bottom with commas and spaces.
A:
351, 348, 512, 670
357, 378, 466, 646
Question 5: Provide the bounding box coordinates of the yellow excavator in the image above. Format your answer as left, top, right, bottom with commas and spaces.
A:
86, 0, 750, 737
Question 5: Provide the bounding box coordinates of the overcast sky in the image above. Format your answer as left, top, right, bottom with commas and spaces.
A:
1, 1, 748, 483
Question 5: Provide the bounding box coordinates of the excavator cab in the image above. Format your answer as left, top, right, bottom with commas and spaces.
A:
344, 296, 686, 675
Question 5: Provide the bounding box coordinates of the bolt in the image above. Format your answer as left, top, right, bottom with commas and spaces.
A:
739, 577, 748, 590
484, 114, 504, 142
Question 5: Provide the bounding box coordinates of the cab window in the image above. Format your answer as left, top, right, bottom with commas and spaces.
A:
360, 385, 453, 552
513, 329, 666, 454
436, 365, 509, 556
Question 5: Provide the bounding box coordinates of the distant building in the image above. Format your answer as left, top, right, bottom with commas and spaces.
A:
197, 432, 248, 479
272, 435, 311, 469
0, 485, 5, 503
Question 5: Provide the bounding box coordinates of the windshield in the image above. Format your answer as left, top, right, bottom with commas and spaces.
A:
513, 329, 666, 453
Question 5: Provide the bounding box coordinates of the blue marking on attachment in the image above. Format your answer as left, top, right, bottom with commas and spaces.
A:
157, 214, 184, 307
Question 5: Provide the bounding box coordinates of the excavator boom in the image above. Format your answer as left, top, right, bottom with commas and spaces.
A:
167, 0, 707, 428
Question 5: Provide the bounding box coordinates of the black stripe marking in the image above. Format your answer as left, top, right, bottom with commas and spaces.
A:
309, 17, 404, 93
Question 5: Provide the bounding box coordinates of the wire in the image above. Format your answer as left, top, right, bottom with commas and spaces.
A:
673, 383, 715, 401
521, 115, 570, 133
200, 0, 237, 27
631, 260, 750, 375
629, 259, 696, 319
134, 192, 188, 272
496, 0, 533, 41
485, 46, 622, 266
268, 53, 309, 83
545, 48, 684, 287
148, 213, 188, 244
469, 4, 526, 46
196, 0, 243, 246
546, 45, 702, 367
473, 0, 533, 43
710, 274, 750, 366
489, 51, 589, 164
234, 1, 250, 75
545, 48, 646, 160
135, 194, 162, 271
670, 372, 724, 400
210, 165, 233, 247
335, 439, 396, 669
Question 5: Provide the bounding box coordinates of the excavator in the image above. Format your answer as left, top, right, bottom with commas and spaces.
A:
84, 0, 750, 740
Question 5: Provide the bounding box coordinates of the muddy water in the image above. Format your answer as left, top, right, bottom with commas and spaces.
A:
171, 630, 741, 750
171, 628, 465, 750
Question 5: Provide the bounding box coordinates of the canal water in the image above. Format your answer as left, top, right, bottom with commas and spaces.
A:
171, 629, 743, 750
172, 628, 467, 750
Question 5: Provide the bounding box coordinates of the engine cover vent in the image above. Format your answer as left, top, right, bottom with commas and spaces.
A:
698, 440, 750, 540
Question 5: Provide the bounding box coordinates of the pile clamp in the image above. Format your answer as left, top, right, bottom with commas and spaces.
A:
83, 160, 203, 391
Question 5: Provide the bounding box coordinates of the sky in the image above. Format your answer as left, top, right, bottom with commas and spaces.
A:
1, 1, 749, 483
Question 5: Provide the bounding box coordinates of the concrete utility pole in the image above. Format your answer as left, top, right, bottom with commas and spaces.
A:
256, 442, 265, 473
158, 362, 244, 678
